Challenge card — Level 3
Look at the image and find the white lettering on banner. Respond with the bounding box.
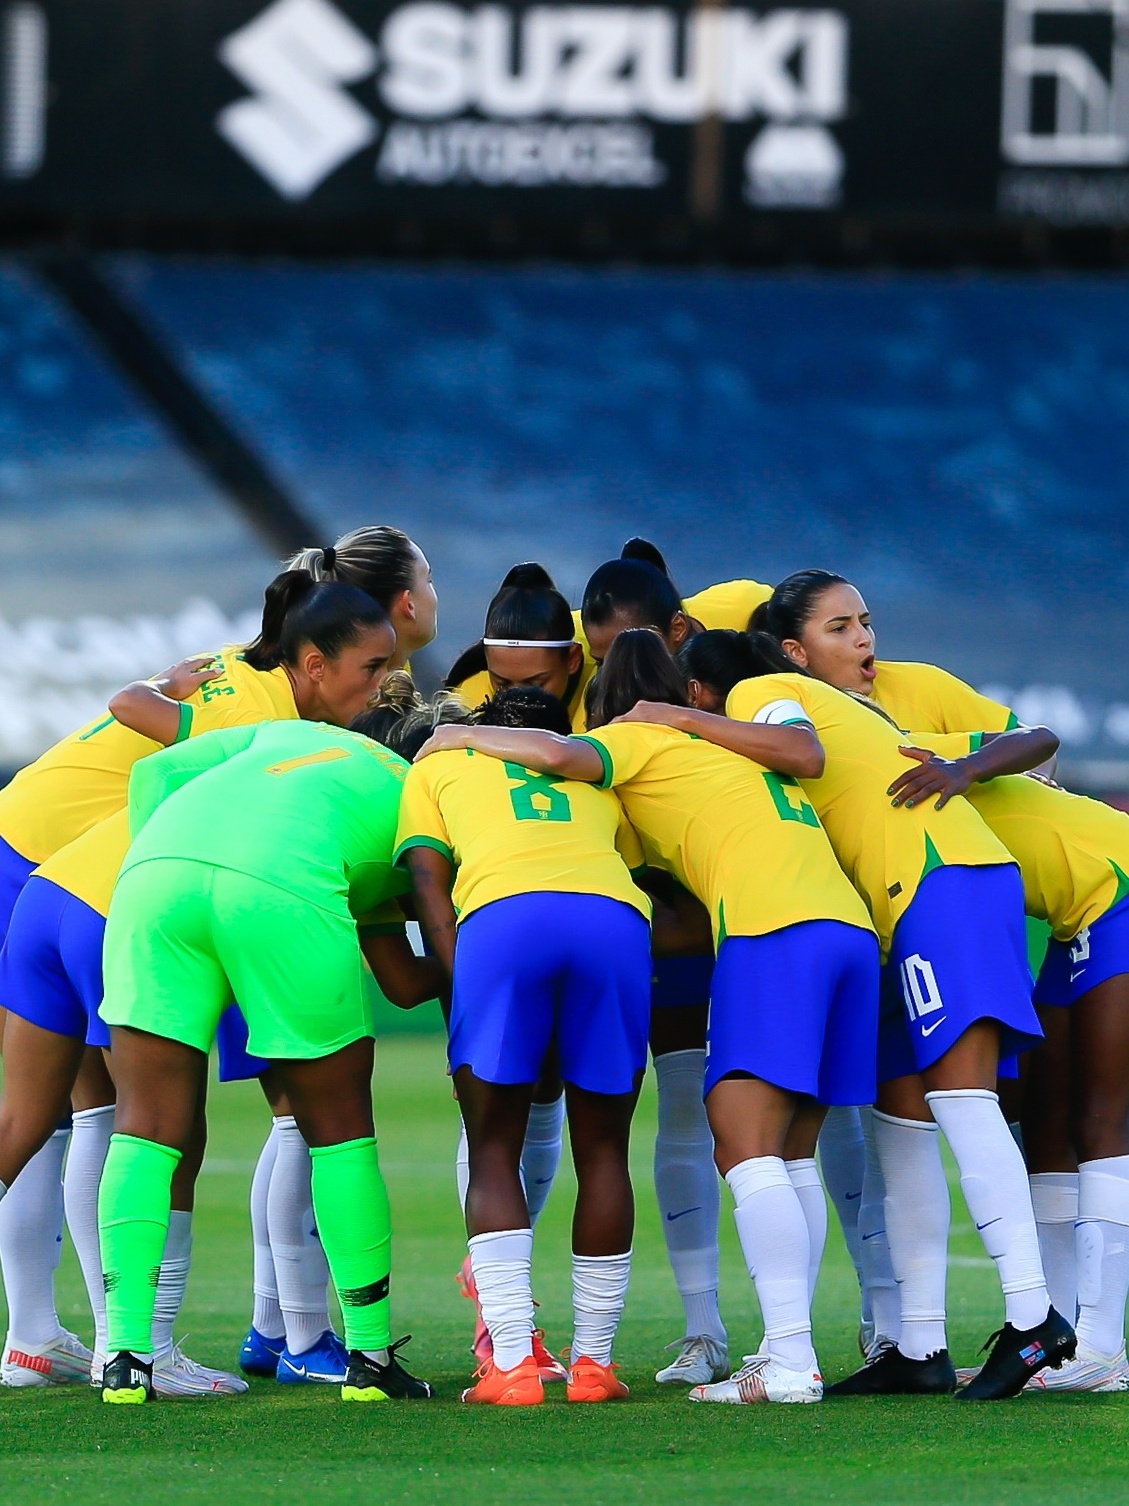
[217,0,380,198]
[1002,0,1129,166]
[376,117,664,182]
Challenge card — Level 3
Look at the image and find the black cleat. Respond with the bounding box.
[956,1307,1076,1401]
[341,1335,434,1402]
[825,1341,957,1396]
[101,1350,154,1405]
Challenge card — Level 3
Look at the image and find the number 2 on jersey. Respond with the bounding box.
[504,763,572,823]
[763,771,820,827]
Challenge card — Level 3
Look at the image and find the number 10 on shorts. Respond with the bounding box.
[900,953,945,1026]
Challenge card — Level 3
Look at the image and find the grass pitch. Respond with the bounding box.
[2,1033,1127,1505]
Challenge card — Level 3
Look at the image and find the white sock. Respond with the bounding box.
[1030,1171,1079,1324]
[152,1210,192,1359]
[572,1251,632,1366]
[522,1097,565,1226]
[1076,1155,1129,1357]
[818,1107,866,1304]
[726,1156,815,1371]
[455,1120,471,1215]
[873,1111,950,1359]
[858,1107,900,1344]
[653,1050,725,1344]
[786,1158,828,1303]
[249,1120,284,1340]
[926,1089,1050,1333]
[63,1104,115,1355]
[468,1228,534,1371]
[268,1116,332,1354]
[0,1128,68,1347]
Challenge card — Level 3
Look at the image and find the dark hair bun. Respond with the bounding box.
[501,562,556,591]
[748,601,770,633]
[620,538,670,576]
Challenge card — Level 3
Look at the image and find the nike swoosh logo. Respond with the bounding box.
[861,1231,884,1241]
[844,1191,861,1201]
[280,1361,308,1378]
[534,1177,553,1185]
[667,1207,702,1221]
[920,1018,946,1037]
[1070,971,1085,982]
[976,1218,1002,1232]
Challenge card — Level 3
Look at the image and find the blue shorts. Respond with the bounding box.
[215,1005,270,1082]
[879,864,1041,1083]
[705,921,880,1104]
[450,893,651,1096]
[651,954,714,1010]
[1035,895,1129,1007]
[1,876,108,1047]
[0,832,36,945]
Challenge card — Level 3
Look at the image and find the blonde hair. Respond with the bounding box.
[286,526,418,612]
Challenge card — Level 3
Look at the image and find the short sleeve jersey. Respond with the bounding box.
[33,808,132,919]
[871,661,1018,736]
[683,579,773,633]
[726,674,1014,952]
[393,749,649,923]
[451,666,592,734]
[121,720,410,923]
[908,732,1129,940]
[575,721,874,947]
[0,648,298,866]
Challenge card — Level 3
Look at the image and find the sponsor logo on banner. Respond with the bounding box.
[216,0,849,199]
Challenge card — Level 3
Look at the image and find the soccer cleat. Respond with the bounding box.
[531,1328,568,1383]
[567,1355,630,1402]
[824,1341,957,1397]
[461,1353,544,1406]
[689,1353,823,1405]
[1023,1346,1129,1394]
[655,1334,730,1386]
[341,1335,434,1402]
[3,1329,94,1387]
[858,1319,877,1358]
[956,1306,1076,1401]
[152,1344,248,1397]
[239,1326,285,1377]
[276,1330,349,1385]
[101,1351,153,1405]
[456,1255,492,1365]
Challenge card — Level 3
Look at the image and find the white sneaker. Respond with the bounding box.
[655,1335,729,1386]
[92,1344,249,1397]
[1024,1347,1129,1393]
[689,1353,823,1405]
[2,1330,94,1387]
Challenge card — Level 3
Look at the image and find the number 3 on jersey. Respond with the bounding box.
[504,763,572,823]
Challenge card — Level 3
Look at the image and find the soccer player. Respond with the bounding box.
[395,687,652,1406]
[627,629,1074,1399]
[96,711,441,1405]
[415,634,880,1405]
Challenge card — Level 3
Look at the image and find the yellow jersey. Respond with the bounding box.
[907,732,1129,940]
[393,749,649,923]
[683,579,773,633]
[33,808,131,918]
[871,661,1018,736]
[451,666,592,734]
[0,649,297,866]
[727,674,1014,952]
[576,721,874,948]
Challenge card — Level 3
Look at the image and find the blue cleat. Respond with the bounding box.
[276,1331,349,1385]
[239,1327,285,1378]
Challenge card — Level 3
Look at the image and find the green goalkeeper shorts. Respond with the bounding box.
[100,858,377,1060]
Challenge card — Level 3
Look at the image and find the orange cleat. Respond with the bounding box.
[456,1256,493,1365]
[567,1355,630,1403]
[532,1328,568,1383]
[461,1354,544,1406]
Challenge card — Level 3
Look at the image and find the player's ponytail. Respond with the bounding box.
[757,569,848,643]
[581,552,683,636]
[676,629,760,701]
[620,537,673,581]
[245,571,389,671]
[587,628,688,729]
[286,525,419,613]
[445,562,575,687]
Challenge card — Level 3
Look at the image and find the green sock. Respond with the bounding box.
[98,1133,182,1355]
[310,1137,392,1351]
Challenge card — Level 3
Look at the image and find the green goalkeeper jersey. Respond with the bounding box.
[122,719,411,921]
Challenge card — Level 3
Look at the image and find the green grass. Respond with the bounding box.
[2,1034,1127,1504]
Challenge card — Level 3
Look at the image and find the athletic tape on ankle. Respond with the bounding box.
[1079,1165,1129,1227]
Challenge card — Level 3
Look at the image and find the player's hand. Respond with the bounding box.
[154,655,223,701]
[414,725,472,761]
[612,701,684,728]
[889,746,973,810]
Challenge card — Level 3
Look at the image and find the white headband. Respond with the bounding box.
[482,638,576,649]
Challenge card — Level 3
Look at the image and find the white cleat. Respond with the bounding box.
[655,1335,729,1386]
[2,1330,94,1387]
[689,1353,823,1405]
[1024,1347,1129,1394]
[91,1343,249,1397]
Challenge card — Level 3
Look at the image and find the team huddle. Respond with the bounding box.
[0,524,1127,1408]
